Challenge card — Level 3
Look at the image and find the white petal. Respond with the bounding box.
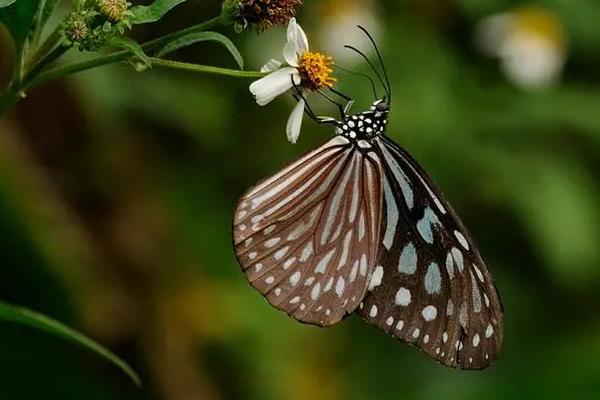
[260,59,283,73]
[286,98,305,144]
[283,18,309,67]
[249,68,300,106]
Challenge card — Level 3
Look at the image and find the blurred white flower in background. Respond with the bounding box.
[475,7,568,90]
[317,0,382,65]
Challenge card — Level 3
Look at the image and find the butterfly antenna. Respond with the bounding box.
[357,25,392,101]
[344,44,388,100]
[335,63,378,100]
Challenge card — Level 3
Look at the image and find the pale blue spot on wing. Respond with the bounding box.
[398,242,417,274]
[417,207,440,244]
[424,262,441,294]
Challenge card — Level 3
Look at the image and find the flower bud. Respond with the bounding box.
[98,0,129,22]
[236,0,303,31]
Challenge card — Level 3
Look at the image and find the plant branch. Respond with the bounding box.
[149,58,265,78]
[27,14,230,90]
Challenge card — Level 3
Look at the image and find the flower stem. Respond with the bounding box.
[149,58,266,78]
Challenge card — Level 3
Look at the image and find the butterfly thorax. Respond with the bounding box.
[335,100,390,144]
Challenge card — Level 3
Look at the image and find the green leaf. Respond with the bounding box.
[156,31,244,70]
[109,36,151,67]
[32,0,60,38]
[0,0,19,8]
[0,0,40,51]
[0,301,141,386]
[130,0,189,25]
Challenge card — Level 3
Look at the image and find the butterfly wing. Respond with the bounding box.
[233,136,384,326]
[357,135,503,369]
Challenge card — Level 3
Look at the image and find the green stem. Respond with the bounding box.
[149,58,266,78]
[27,14,229,90]
[27,24,64,71]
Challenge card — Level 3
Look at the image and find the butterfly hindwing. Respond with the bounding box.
[233,136,384,326]
[357,135,503,369]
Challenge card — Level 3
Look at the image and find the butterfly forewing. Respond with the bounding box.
[357,135,503,369]
[233,136,384,326]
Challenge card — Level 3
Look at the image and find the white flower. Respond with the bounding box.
[475,7,567,90]
[249,18,335,143]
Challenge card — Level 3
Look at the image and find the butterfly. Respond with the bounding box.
[232,29,503,370]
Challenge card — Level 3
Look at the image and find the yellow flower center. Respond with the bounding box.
[298,51,336,91]
[513,7,566,49]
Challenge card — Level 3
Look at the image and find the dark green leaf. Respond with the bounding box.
[156,31,244,69]
[0,0,19,8]
[0,0,40,51]
[0,301,141,386]
[33,0,60,37]
[110,36,151,67]
[130,0,188,25]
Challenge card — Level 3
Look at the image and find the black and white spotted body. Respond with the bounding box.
[336,99,390,144]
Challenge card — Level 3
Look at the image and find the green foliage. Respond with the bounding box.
[0,0,19,8]
[130,0,189,24]
[156,31,244,69]
[0,301,140,386]
[30,0,60,43]
[109,36,150,66]
[0,0,40,51]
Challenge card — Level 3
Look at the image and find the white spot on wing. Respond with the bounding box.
[369,305,378,317]
[395,287,411,306]
[382,176,399,250]
[451,247,464,272]
[359,254,367,276]
[338,231,353,269]
[398,242,417,274]
[315,249,336,274]
[416,207,440,244]
[473,333,480,347]
[485,323,494,338]
[445,252,454,279]
[358,212,366,241]
[324,277,334,292]
[311,283,321,300]
[424,262,441,294]
[335,277,346,297]
[422,305,438,321]
[290,271,301,286]
[283,257,296,270]
[396,320,404,331]
[265,238,280,248]
[300,242,314,262]
[470,271,482,313]
[349,260,359,282]
[274,246,289,260]
[454,230,469,250]
[368,266,384,291]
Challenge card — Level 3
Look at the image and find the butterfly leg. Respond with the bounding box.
[329,88,355,115]
[291,79,338,125]
[317,89,350,121]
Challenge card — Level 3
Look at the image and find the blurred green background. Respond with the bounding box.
[1,0,600,399]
